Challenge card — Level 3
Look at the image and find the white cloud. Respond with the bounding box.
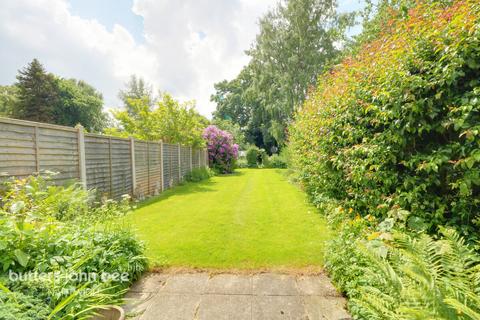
[0,0,277,117]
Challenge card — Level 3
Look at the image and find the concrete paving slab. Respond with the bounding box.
[296,275,341,297]
[139,294,201,320]
[303,296,351,320]
[161,273,209,294]
[123,272,351,320]
[129,273,168,293]
[252,295,306,320]
[123,291,156,319]
[198,294,252,320]
[252,273,298,296]
[205,274,252,295]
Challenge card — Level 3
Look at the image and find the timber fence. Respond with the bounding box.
[0,117,208,199]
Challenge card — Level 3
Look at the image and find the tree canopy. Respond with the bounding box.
[212,0,354,151]
[106,91,208,147]
[4,59,107,132]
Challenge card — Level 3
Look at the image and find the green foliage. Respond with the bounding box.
[325,207,480,319]
[0,175,147,319]
[54,78,107,132]
[0,85,17,116]
[246,146,261,168]
[0,290,51,320]
[266,154,288,169]
[106,93,208,147]
[212,0,355,150]
[290,0,480,241]
[13,59,58,123]
[235,157,248,169]
[1,174,130,222]
[212,119,247,150]
[10,59,107,131]
[118,75,154,114]
[184,167,213,182]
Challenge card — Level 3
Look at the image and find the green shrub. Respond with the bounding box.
[185,167,214,182]
[246,146,260,167]
[0,174,131,222]
[290,0,480,241]
[267,154,287,168]
[258,149,269,167]
[325,208,480,319]
[235,157,248,168]
[0,175,147,319]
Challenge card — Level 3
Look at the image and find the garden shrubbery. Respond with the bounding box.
[185,167,214,182]
[324,206,480,319]
[290,1,480,318]
[0,175,147,319]
[203,125,239,173]
[291,0,480,241]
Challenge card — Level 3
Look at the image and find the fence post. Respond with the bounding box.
[160,141,164,192]
[178,144,181,182]
[34,126,40,173]
[146,142,150,195]
[108,137,113,197]
[198,148,201,168]
[189,146,192,171]
[130,137,136,196]
[205,148,208,167]
[76,124,87,189]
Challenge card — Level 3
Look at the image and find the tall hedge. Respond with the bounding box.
[290,0,480,240]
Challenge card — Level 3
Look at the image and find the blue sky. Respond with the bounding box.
[68,0,145,43]
[0,0,367,117]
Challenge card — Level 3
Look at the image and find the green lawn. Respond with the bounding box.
[123,169,331,270]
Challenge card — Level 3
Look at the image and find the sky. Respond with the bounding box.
[0,0,365,118]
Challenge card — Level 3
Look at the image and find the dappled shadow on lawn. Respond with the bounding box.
[134,179,218,209]
[133,170,245,209]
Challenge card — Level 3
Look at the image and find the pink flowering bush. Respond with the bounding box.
[203,125,239,173]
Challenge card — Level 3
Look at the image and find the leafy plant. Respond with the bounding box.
[266,154,287,168]
[203,125,239,173]
[290,0,480,241]
[325,207,480,320]
[184,167,214,182]
[246,146,260,168]
[0,175,147,319]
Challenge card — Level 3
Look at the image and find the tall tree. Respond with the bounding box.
[212,0,355,150]
[54,79,107,132]
[118,75,154,115]
[106,93,208,147]
[14,59,58,123]
[8,59,107,131]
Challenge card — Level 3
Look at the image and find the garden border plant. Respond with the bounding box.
[290,0,480,319]
[0,174,147,319]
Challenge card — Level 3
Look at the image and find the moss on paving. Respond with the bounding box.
[124,169,331,269]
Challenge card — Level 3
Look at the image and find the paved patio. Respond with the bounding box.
[123,272,351,320]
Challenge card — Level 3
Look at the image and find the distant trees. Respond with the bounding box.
[212,0,355,151]
[106,78,208,146]
[0,85,18,116]
[3,59,107,132]
[14,59,58,123]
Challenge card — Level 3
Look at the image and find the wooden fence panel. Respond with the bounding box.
[85,135,111,196]
[38,127,79,184]
[134,140,149,198]
[192,148,200,169]
[0,121,37,179]
[110,138,132,199]
[162,143,178,190]
[148,142,162,195]
[180,146,190,179]
[0,117,209,199]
